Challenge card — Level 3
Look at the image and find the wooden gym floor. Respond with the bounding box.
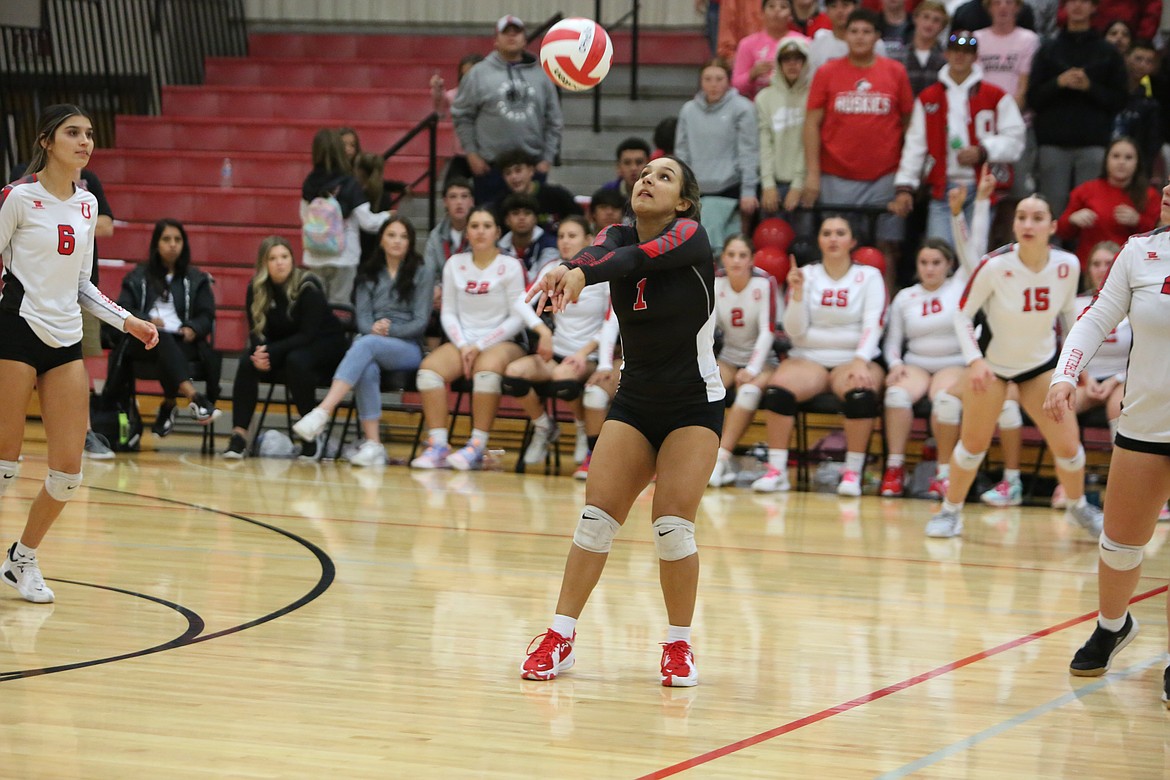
[1,425,1167,779]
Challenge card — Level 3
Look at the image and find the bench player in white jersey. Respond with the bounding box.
[0,105,158,603]
[411,207,527,471]
[573,308,622,480]
[1045,184,1170,705]
[926,194,1104,539]
[754,215,887,496]
[504,216,611,466]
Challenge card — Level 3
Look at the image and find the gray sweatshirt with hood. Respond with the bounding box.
[676,86,760,199]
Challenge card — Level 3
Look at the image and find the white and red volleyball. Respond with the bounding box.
[540,18,613,92]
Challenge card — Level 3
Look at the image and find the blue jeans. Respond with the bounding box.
[925,181,975,246]
[333,335,423,421]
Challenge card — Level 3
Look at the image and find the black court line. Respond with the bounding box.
[0,483,335,680]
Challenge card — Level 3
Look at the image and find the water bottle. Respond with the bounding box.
[220,157,233,188]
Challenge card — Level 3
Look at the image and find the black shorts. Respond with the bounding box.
[1114,434,1170,457]
[995,352,1058,384]
[0,310,82,375]
[606,392,723,451]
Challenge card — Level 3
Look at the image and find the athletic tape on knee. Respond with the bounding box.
[653,516,697,561]
[883,385,913,409]
[933,391,962,425]
[1055,445,1085,473]
[551,380,582,401]
[843,389,879,419]
[1099,531,1144,571]
[0,460,18,497]
[500,376,531,397]
[473,370,502,394]
[732,384,763,411]
[415,368,445,391]
[952,442,986,471]
[572,504,621,554]
[997,399,1022,430]
[44,469,82,502]
[761,386,798,416]
[583,384,610,410]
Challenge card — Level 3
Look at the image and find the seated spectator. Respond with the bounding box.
[223,237,349,460]
[1055,136,1159,269]
[588,187,627,232]
[752,215,887,496]
[732,0,808,101]
[292,218,434,467]
[1102,18,1132,53]
[1055,0,1162,42]
[651,116,678,159]
[411,207,527,471]
[756,37,811,218]
[1114,39,1161,178]
[423,177,474,346]
[676,58,759,252]
[1069,240,1128,437]
[492,148,583,229]
[574,312,621,479]
[600,136,651,201]
[103,218,220,436]
[808,0,888,73]
[707,235,781,488]
[498,193,560,275]
[902,1,949,97]
[504,216,610,466]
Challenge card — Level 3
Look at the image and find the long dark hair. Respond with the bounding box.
[311,127,351,175]
[1100,136,1149,212]
[358,217,422,302]
[27,104,93,174]
[147,219,191,296]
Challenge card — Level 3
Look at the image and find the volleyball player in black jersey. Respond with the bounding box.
[520,156,723,687]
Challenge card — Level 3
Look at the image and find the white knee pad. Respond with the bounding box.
[44,469,82,502]
[652,516,698,561]
[933,391,962,425]
[0,460,18,497]
[883,385,913,409]
[583,384,611,411]
[473,370,502,394]
[997,399,1022,430]
[1055,445,1086,472]
[1099,531,1144,572]
[732,384,763,412]
[415,369,446,392]
[952,442,986,471]
[572,505,622,554]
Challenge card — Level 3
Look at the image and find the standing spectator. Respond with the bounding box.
[975,0,1040,108]
[492,149,583,229]
[1055,0,1162,40]
[1027,0,1128,219]
[902,2,950,97]
[809,0,890,73]
[338,126,361,167]
[223,237,348,460]
[719,0,825,61]
[1114,39,1162,178]
[804,8,914,287]
[451,15,564,206]
[755,37,812,218]
[1055,136,1159,268]
[676,58,760,252]
[952,0,1038,31]
[791,0,833,37]
[600,137,651,201]
[1025,0,1060,37]
[732,0,808,100]
[892,30,1026,244]
[699,0,721,56]
[877,0,913,62]
[497,193,560,275]
[431,53,484,188]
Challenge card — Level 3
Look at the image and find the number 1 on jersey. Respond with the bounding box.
[633,277,648,311]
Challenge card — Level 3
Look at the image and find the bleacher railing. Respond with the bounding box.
[1,0,248,182]
[593,1,641,134]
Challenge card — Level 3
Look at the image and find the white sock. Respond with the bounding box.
[1004,468,1021,484]
[469,429,489,449]
[13,541,36,560]
[768,449,788,469]
[845,451,865,474]
[887,453,905,468]
[666,624,692,644]
[937,463,950,479]
[551,614,577,639]
[428,427,448,447]
[717,448,732,463]
[534,413,552,430]
[1073,495,1088,510]
[943,499,963,514]
[1098,613,1128,633]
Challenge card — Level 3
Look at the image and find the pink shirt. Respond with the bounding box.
[731,29,809,100]
[973,27,1039,100]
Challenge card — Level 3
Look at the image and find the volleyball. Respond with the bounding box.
[540,18,613,92]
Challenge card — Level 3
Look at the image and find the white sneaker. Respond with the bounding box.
[448,442,486,471]
[574,427,589,464]
[708,458,736,487]
[1,543,55,603]
[292,407,330,442]
[1066,500,1104,541]
[349,439,387,467]
[926,507,963,538]
[523,422,559,465]
[751,465,790,493]
[837,470,862,497]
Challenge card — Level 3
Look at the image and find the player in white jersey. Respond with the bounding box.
[411,207,527,471]
[573,309,622,480]
[926,194,1104,540]
[1044,183,1170,706]
[754,215,887,496]
[503,217,611,466]
[0,105,158,603]
[708,235,780,487]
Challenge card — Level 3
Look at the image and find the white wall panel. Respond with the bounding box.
[244,1,695,28]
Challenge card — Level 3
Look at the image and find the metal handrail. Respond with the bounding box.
[380,112,440,226]
[592,2,641,134]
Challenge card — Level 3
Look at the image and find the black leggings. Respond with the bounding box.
[109,332,199,398]
[231,334,348,429]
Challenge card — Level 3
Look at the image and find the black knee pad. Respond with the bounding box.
[843,388,879,419]
[551,380,582,401]
[500,376,532,397]
[761,387,798,416]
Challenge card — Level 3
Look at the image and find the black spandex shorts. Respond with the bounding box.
[996,352,1058,384]
[606,392,724,451]
[0,310,82,375]
[1115,434,1170,457]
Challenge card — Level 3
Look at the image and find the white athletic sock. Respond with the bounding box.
[942,499,963,514]
[1004,468,1021,484]
[887,453,905,468]
[13,541,36,560]
[1098,613,1128,633]
[768,449,788,469]
[717,448,732,463]
[845,451,865,474]
[936,463,951,479]
[428,427,448,447]
[1074,495,1088,510]
[533,413,552,430]
[551,614,577,639]
[666,624,692,644]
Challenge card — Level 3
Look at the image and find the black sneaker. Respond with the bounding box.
[298,433,324,462]
[1163,666,1170,709]
[1069,614,1139,677]
[222,433,247,460]
[189,393,221,425]
[152,400,177,437]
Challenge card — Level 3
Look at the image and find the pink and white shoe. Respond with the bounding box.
[837,470,862,497]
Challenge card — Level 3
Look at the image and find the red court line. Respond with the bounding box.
[638,584,1169,779]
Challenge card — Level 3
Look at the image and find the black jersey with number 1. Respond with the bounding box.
[564,218,724,405]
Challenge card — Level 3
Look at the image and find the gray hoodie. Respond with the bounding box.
[754,37,811,192]
[451,50,564,165]
[676,86,760,198]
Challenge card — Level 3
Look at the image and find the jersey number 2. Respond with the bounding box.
[57,225,75,255]
[633,278,648,311]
